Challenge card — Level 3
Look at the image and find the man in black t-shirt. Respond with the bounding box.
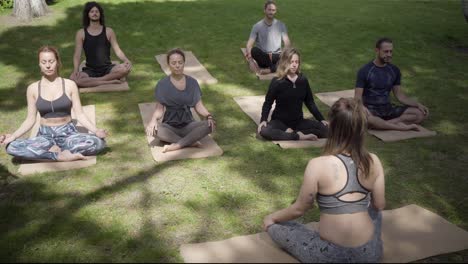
[355,38,429,131]
[70,1,131,88]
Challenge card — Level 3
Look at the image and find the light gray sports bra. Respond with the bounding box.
[317,154,371,214]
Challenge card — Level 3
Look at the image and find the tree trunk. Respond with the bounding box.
[463,0,468,23]
[13,0,32,22]
[30,0,49,18]
[13,0,49,22]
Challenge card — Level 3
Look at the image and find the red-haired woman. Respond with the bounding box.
[1,46,106,161]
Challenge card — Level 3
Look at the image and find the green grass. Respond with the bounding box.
[1,0,467,262]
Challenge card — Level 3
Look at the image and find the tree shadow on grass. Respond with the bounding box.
[0,163,18,186]
[1,0,467,262]
[0,162,181,262]
[0,0,268,112]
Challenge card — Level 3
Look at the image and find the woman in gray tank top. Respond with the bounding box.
[263,98,386,263]
[1,46,106,161]
[145,48,215,153]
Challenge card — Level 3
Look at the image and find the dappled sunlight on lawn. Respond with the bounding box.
[410,65,436,74]
[0,0,467,262]
[434,120,461,136]
[301,62,317,70]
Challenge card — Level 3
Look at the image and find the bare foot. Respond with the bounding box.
[399,123,420,131]
[297,132,318,141]
[162,145,170,153]
[406,124,421,131]
[285,128,294,133]
[48,145,61,153]
[191,141,202,148]
[0,135,5,144]
[57,150,86,161]
[162,143,182,153]
[248,58,260,74]
[110,79,122,84]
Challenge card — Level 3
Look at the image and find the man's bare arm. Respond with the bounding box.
[107,28,130,63]
[282,33,291,49]
[72,29,84,75]
[245,38,255,60]
[393,85,428,115]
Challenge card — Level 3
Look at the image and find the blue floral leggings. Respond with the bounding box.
[6,122,105,161]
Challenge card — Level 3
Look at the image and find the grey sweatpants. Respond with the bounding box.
[267,207,383,263]
[157,121,211,148]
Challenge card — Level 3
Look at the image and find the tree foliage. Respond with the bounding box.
[0,0,14,10]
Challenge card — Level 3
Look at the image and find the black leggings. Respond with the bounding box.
[251,47,280,72]
[260,119,328,141]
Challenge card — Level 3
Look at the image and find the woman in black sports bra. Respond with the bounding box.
[0,46,107,161]
[263,98,386,262]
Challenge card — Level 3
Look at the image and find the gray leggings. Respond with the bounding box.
[267,207,383,263]
[157,121,211,148]
[6,122,105,161]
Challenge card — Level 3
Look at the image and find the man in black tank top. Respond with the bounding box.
[70,1,132,88]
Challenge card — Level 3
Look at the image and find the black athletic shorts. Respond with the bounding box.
[366,104,408,120]
[82,64,116,78]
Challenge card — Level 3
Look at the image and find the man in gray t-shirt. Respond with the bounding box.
[245,0,290,74]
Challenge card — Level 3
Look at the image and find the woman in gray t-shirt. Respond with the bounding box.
[146,48,215,153]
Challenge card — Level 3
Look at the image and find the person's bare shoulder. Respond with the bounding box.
[106,27,115,35]
[369,152,383,179]
[26,81,40,94]
[74,29,85,42]
[307,155,336,173]
[369,152,382,166]
[26,81,39,98]
[76,28,85,37]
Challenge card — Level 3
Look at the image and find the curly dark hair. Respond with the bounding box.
[82,1,105,28]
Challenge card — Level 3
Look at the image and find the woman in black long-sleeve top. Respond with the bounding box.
[258,48,328,141]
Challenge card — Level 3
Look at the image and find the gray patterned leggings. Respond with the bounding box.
[6,122,105,161]
[267,207,383,263]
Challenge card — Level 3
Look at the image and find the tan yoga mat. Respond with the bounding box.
[138,102,223,162]
[155,51,218,85]
[315,90,437,142]
[315,89,355,107]
[180,204,468,263]
[241,48,276,81]
[17,105,97,175]
[78,61,130,93]
[233,95,326,148]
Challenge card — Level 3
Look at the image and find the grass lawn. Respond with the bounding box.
[0,0,467,262]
